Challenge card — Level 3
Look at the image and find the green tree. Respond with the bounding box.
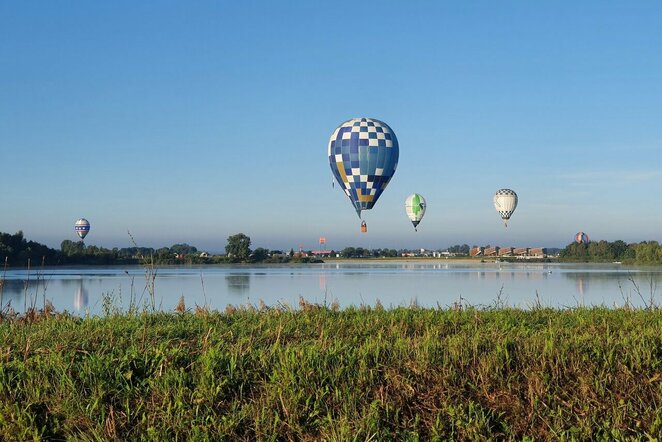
[588,240,613,260]
[610,240,628,260]
[635,241,662,264]
[61,239,85,256]
[171,243,198,255]
[341,247,356,258]
[249,247,269,263]
[226,233,251,262]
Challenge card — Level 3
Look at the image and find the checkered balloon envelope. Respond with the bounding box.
[328,118,399,218]
[493,189,518,227]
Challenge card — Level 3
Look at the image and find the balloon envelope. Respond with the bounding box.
[575,231,589,245]
[493,189,518,226]
[405,193,426,230]
[328,118,399,217]
[75,218,90,239]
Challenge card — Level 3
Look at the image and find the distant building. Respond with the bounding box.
[434,251,457,258]
[498,247,514,257]
[310,250,332,257]
[529,247,547,257]
[470,247,484,257]
[513,248,529,256]
[467,246,548,259]
[484,247,499,257]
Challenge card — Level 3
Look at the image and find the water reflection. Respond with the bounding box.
[74,282,89,310]
[1,263,661,314]
[471,270,550,281]
[575,275,589,296]
[225,274,250,295]
[319,273,326,291]
[1,279,25,309]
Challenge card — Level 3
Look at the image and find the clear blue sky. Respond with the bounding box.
[1,1,661,252]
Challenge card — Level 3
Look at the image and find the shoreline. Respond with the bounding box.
[3,257,647,270]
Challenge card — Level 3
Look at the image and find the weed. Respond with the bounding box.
[1,305,660,439]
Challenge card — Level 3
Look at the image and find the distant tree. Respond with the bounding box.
[249,247,269,263]
[447,244,470,255]
[341,247,356,258]
[635,241,662,264]
[61,239,85,256]
[558,239,657,264]
[0,243,12,258]
[0,231,59,266]
[609,240,628,259]
[226,233,251,262]
[118,247,155,258]
[588,240,613,260]
[621,244,637,261]
[155,247,172,257]
[171,243,198,255]
[559,242,589,260]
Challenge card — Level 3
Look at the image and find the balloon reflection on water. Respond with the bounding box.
[576,276,589,296]
[74,284,88,310]
[225,274,250,295]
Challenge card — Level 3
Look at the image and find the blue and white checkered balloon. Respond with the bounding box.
[328,118,399,218]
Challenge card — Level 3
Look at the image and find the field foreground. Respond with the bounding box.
[1,305,661,440]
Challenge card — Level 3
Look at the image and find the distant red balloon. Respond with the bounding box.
[575,232,589,245]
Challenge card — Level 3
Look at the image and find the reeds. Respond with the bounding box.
[1,303,661,440]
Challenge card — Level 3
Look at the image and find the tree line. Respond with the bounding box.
[559,240,662,264]
[0,231,59,267]
[4,230,662,266]
[0,231,322,267]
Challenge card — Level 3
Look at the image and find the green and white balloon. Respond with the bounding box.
[405,193,426,231]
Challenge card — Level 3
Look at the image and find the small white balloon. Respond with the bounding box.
[493,189,518,227]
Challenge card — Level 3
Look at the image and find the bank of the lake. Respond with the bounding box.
[1,306,661,440]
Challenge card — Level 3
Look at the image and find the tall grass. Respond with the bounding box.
[0,257,7,316]
[1,302,661,440]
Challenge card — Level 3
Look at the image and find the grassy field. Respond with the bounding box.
[1,302,661,441]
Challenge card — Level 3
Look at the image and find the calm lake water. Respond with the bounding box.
[2,261,661,315]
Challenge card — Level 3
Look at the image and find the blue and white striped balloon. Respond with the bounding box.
[74,218,90,239]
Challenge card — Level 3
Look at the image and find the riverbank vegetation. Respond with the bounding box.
[559,240,662,264]
[0,231,321,267]
[0,302,660,440]
[4,230,662,267]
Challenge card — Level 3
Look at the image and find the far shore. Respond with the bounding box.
[319,256,553,265]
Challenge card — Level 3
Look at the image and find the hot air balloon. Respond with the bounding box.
[74,218,90,240]
[405,193,426,231]
[575,231,589,245]
[328,118,399,232]
[493,189,518,227]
